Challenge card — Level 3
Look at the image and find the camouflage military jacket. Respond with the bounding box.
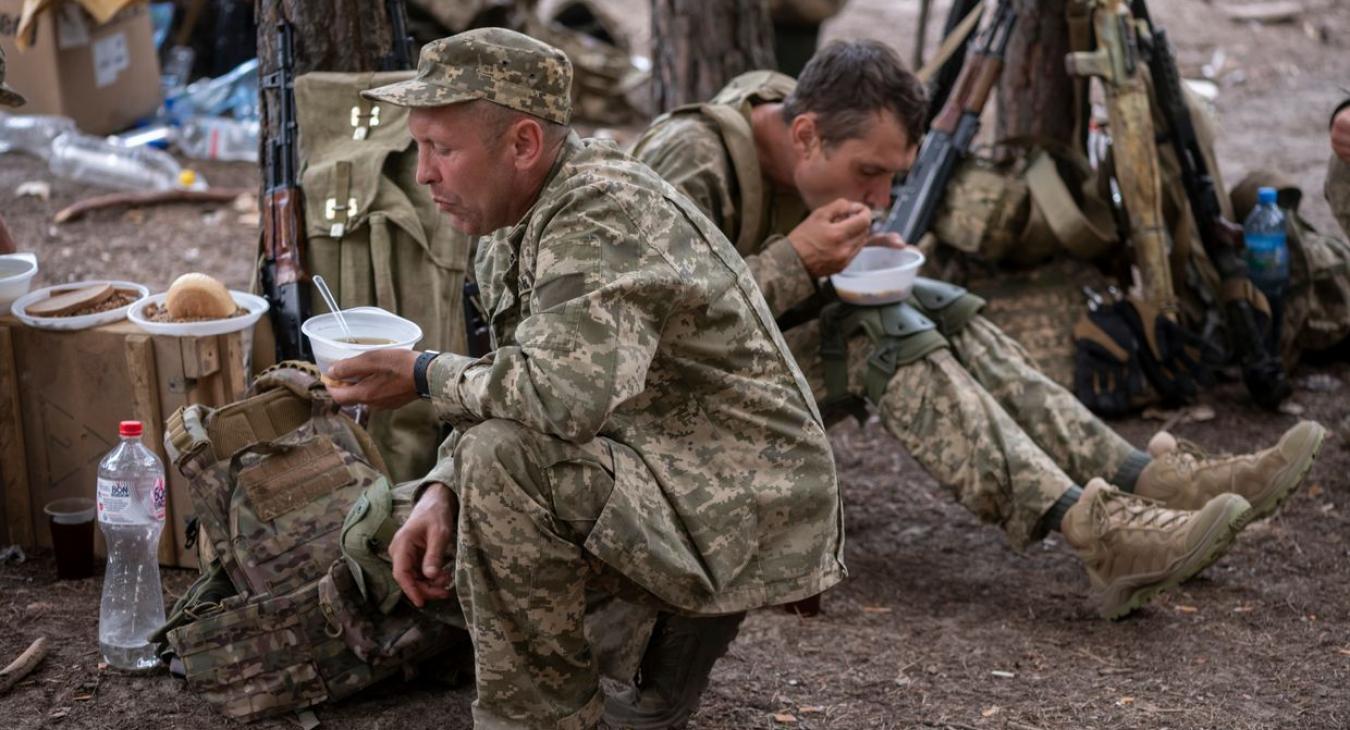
[424,133,845,614]
[632,71,816,318]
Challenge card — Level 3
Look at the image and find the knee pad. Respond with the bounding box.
[820,301,948,406]
[909,277,987,337]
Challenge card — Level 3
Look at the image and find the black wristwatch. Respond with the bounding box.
[412,351,439,399]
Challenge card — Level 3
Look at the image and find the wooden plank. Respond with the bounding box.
[0,323,33,547]
[124,334,177,566]
[181,335,220,380]
[150,334,195,568]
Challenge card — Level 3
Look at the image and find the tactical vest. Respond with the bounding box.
[293,71,472,483]
[152,363,461,722]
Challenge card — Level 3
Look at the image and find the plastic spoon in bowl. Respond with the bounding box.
[311,275,368,426]
[311,275,354,342]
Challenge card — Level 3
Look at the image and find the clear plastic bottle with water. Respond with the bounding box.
[96,420,167,671]
[0,113,76,158]
[48,131,184,191]
[1243,186,1290,348]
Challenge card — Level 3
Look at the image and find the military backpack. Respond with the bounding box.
[151,363,461,722]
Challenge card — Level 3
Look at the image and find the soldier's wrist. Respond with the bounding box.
[412,351,439,399]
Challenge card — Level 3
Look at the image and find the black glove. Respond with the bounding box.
[1117,296,1215,405]
[1073,305,1147,417]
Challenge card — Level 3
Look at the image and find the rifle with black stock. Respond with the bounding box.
[878,0,1016,246]
[260,20,311,362]
[381,0,414,71]
[1129,0,1290,409]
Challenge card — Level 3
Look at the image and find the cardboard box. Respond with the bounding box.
[0,0,162,135]
[0,317,252,568]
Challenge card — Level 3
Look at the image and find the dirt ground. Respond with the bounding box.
[3,1,1350,728]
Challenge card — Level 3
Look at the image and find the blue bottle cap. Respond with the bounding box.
[1258,186,1277,204]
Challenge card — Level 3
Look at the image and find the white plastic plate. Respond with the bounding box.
[11,280,149,331]
[127,291,269,337]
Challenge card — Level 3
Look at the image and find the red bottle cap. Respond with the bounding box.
[119,420,143,437]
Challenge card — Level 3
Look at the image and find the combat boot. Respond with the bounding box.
[1135,420,1325,523]
[603,612,745,729]
[1061,478,1251,620]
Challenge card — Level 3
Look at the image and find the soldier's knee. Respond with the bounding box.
[909,277,986,337]
[453,418,535,481]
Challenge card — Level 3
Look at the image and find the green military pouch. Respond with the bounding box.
[338,476,403,614]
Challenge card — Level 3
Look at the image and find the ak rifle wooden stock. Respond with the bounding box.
[260,20,311,362]
[879,0,1016,247]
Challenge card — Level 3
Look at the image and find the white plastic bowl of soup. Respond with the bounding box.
[302,307,423,376]
[830,248,925,305]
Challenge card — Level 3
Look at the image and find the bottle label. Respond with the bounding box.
[97,477,165,524]
[1244,232,1289,278]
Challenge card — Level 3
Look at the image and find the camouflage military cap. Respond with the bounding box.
[362,28,572,125]
[0,46,27,108]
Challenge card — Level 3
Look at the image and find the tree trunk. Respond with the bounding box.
[650,0,776,112]
[254,0,408,171]
[996,0,1074,143]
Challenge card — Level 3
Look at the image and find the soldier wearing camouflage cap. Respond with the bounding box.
[333,28,845,729]
[0,46,23,254]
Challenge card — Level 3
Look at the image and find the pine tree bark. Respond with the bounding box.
[995,0,1074,142]
[254,0,407,172]
[650,0,777,112]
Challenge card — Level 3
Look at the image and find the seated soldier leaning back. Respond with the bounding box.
[633,38,1327,620]
[325,28,845,730]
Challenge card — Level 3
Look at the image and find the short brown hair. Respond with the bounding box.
[782,40,928,149]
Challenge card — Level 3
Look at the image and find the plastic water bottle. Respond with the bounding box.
[176,116,259,162]
[49,131,184,191]
[1243,186,1290,348]
[96,420,167,671]
[0,113,77,159]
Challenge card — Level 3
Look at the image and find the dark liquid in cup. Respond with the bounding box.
[50,517,95,580]
[337,337,395,345]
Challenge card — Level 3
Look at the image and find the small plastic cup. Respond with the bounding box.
[301,307,423,377]
[44,497,96,580]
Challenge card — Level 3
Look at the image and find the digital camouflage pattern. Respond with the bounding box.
[0,45,25,107]
[415,132,844,727]
[634,72,1147,549]
[155,363,460,721]
[362,27,573,124]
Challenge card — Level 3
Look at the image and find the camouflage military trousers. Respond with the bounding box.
[785,313,1145,549]
[433,418,738,729]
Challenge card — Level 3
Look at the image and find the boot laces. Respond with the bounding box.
[1097,489,1188,534]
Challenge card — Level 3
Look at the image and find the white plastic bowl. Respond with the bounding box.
[829,248,926,306]
[127,291,269,337]
[0,253,39,311]
[301,307,422,375]
[12,279,149,331]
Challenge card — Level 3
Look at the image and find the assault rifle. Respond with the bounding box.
[878,0,1016,245]
[260,21,311,362]
[1130,0,1289,408]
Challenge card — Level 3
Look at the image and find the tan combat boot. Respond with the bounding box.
[1135,420,1325,524]
[1061,478,1251,620]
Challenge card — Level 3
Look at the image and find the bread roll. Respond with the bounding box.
[165,272,235,319]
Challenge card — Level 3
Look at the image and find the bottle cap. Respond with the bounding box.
[119,420,143,437]
[179,169,198,188]
[1258,186,1277,205]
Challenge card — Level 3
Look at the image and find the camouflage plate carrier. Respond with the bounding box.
[150,363,461,722]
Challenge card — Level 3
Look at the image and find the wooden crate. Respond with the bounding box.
[0,317,252,568]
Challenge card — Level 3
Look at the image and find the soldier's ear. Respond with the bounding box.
[790,112,821,160]
[506,116,547,170]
